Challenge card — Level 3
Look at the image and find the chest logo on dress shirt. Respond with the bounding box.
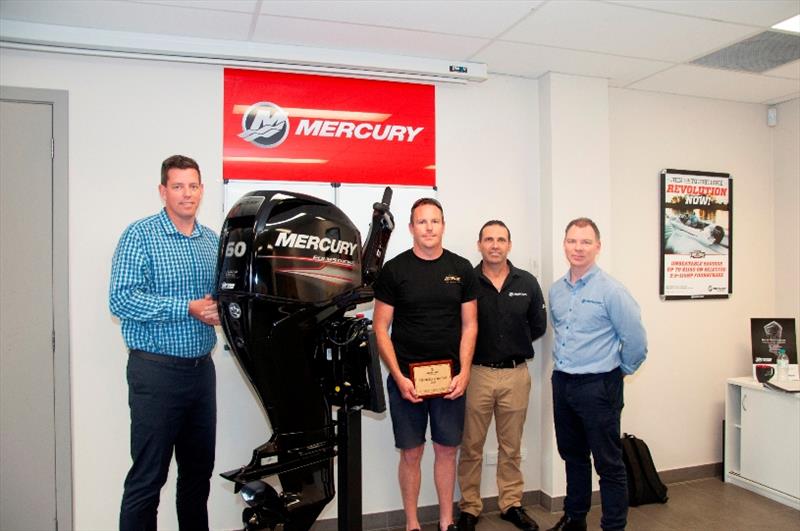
[582,298,602,305]
[443,275,462,284]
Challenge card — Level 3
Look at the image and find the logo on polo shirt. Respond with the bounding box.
[444,275,462,284]
[508,292,528,297]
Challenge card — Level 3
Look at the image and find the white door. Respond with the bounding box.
[0,100,57,531]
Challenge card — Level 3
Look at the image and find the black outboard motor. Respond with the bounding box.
[217,188,394,531]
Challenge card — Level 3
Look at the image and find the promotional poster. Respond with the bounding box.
[223,68,435,186]
[660,169,732,300]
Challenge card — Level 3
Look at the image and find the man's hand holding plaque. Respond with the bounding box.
[409,360,453,399]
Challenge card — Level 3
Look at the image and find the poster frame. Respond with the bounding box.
[659,168,733,300]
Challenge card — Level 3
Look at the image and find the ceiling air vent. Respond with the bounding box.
[690,31,800,73]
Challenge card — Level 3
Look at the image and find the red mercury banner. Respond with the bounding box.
[223,68,436,186]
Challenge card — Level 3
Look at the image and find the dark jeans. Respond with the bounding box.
[552,368,626,531]
[120,351,216,531]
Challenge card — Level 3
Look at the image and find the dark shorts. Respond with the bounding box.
[386,374,466,449]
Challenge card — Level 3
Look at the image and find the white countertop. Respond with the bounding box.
[728,376,800,398]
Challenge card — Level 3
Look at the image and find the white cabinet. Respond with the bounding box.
[725,377,800,509]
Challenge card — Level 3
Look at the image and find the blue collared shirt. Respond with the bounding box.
[109,209,219,358]
[549,266,647,375]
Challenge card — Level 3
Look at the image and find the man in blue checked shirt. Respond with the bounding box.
[547,218,647,531]
[110,154,220,531]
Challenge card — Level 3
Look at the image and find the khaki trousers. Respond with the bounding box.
[458,363,531,515]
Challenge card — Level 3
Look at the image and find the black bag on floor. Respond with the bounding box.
[621,433,669,506]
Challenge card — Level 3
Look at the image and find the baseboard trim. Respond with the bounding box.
[312,462,722,530]
[540,461,723,512]
[658,462,722,484]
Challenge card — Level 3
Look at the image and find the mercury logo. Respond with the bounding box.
[295,119,424,142]
[228,302,242,319]
[274,232,358,257]
[239,102,289,148]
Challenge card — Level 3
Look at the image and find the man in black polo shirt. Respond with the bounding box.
[457,220,547,531]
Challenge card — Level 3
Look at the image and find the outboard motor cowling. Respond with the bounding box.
[217,189,393,531]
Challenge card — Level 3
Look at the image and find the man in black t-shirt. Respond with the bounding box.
[373,198,478,531]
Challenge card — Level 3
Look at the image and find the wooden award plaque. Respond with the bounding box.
[408,359,453,398]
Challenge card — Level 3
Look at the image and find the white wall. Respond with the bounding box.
[438,75,543,504]
[609,89,778,470]
[772,98,800,320]
[538,72,613,498]
[0,48,540,530]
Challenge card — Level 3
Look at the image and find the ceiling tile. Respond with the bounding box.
[474,40,674,86]
[126,0,259,14]
[0,0,252,40]
[252,14,488,60]
[764,59,800,79]
[257,0,541,38]
[502,0,761,63]
[627,63,800,103]
[690,31,800,74]
[606,1,800,28]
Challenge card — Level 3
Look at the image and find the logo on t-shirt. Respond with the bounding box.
[443,275,462,284]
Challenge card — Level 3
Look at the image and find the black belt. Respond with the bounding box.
[475,357,527,369]
[130,349,211,367]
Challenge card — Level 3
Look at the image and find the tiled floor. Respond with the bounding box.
[383,478,800,531]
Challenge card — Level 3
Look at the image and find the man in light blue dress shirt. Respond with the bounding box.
[547,218,647,531]
[110,155,220,531]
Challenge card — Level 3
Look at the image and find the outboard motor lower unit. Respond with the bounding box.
[217,188,394,530]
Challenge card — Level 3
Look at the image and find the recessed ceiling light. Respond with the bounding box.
[772,15,800,34]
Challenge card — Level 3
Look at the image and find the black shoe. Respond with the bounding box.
[443,524,459,531]
[501,506,539,531]
[458,511,478,531]
[546,514,587,531]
